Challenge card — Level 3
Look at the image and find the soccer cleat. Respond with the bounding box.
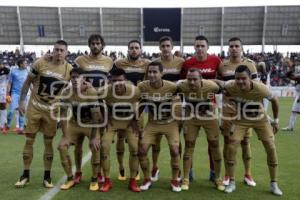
[224,180,236,193]
[100,178,113,192]
[270,182,283,196]
[89,178,99,192]
[209,170,216,182]
[189,169,194,182]
[60,178,75,190]
[215,179,225,191]
[1,127,8,134]
[181,178,189,191]
[128,178,141,192]
[170,180,181,192]
[223,176,230,186]
[135,172,140,181]
[118,169,127,181]
[244,175,256,187]
[150,168,160,182]
[140,178,152,191]
[74,172,82,184]
[15,176,29,188]
[43,178,54,188]
[281,127,293,132]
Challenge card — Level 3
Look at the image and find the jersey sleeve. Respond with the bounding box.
[29,58,42,78]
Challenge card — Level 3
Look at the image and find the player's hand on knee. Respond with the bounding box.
[58,137,70,149]
[90,138,100,151]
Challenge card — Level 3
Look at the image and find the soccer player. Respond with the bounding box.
[0,60,10,133]
[138,61,182,192]
[180,35,221,181]
[150,36,184,182]
[6,58,29,134]
[72,34,113,184]
[178,68,225,191]
[96,68,141,192]
[15,40,73,188]
[113,40,150,180]
[222,65,282,196]
[58,67,102,191]
[282,63,300,132]
[217,37,258,186]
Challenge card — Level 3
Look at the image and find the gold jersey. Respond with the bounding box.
[224,80,273,120]
[138,80,180,123]
[75,54,113,88]
[104,83,140,120]
[114,58,150,85]
[177,79,220,116]
[155,56,184,82]
[28,58,72,108]
[218,58,258,114]
[61,87,100,124]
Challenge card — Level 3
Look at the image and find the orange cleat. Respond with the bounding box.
[100,178,113,192]
[73,172,82,184]
[128,178,141,192]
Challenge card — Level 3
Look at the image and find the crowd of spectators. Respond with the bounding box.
[1,49,300,87]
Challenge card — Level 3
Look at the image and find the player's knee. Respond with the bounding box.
[170,146,179,157]
[208,140,219,148]
[185,140,195,148]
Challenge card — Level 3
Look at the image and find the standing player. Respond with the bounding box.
[113,40,150,180]
[178,68,225,191]
[0,60,10,133]
[6,58,29,134]
[150,36,184,182]
[97,68,141,192]
[222,65,282,196]
[217,37,258,186]
[138,61,182,192]
[15,40,73,188]
[180,35,221,181]
[73,34,113,183]
[282,64,300,131]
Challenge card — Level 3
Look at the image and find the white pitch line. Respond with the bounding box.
[38,151,92,200]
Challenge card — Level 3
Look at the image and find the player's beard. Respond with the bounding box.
[91,48,101,56]
[129,55,139,61]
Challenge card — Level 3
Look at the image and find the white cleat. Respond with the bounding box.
[244,175,256,187]
[281,127,294,132]
[150,169,160,182]
[171,180,181,192]
[140,179,152,191]
[270,182,283,196]
[224,180,236,193]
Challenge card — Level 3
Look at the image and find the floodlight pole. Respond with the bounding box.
[180,8,184,53]
[140,8,144,48]
[220,7,225,54]
[262,6,267,53]
[99,8,104,36]
[16,6,24,54]
[58,7,64,40]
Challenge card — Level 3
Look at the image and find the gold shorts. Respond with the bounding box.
[67,120,99,145]
[230,119,274,141]
[221,113,252,137]
[141,121,179,146]
[184,118,220,141]
[24,100,58,137]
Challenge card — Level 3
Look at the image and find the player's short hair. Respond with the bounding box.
[159,36,173,45]
[110,68,127,78]
[195,35,209,46]
[88,34,105,47]
[235,65,251,76]
[70,67,84,76]
[55,40,68,48]
[128,40,141,48]
[17,58,25,67]
[187,68,202,78]
[148,61,163,73]
[228,37,243,44]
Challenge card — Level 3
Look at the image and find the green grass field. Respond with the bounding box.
[0,97,299,200]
